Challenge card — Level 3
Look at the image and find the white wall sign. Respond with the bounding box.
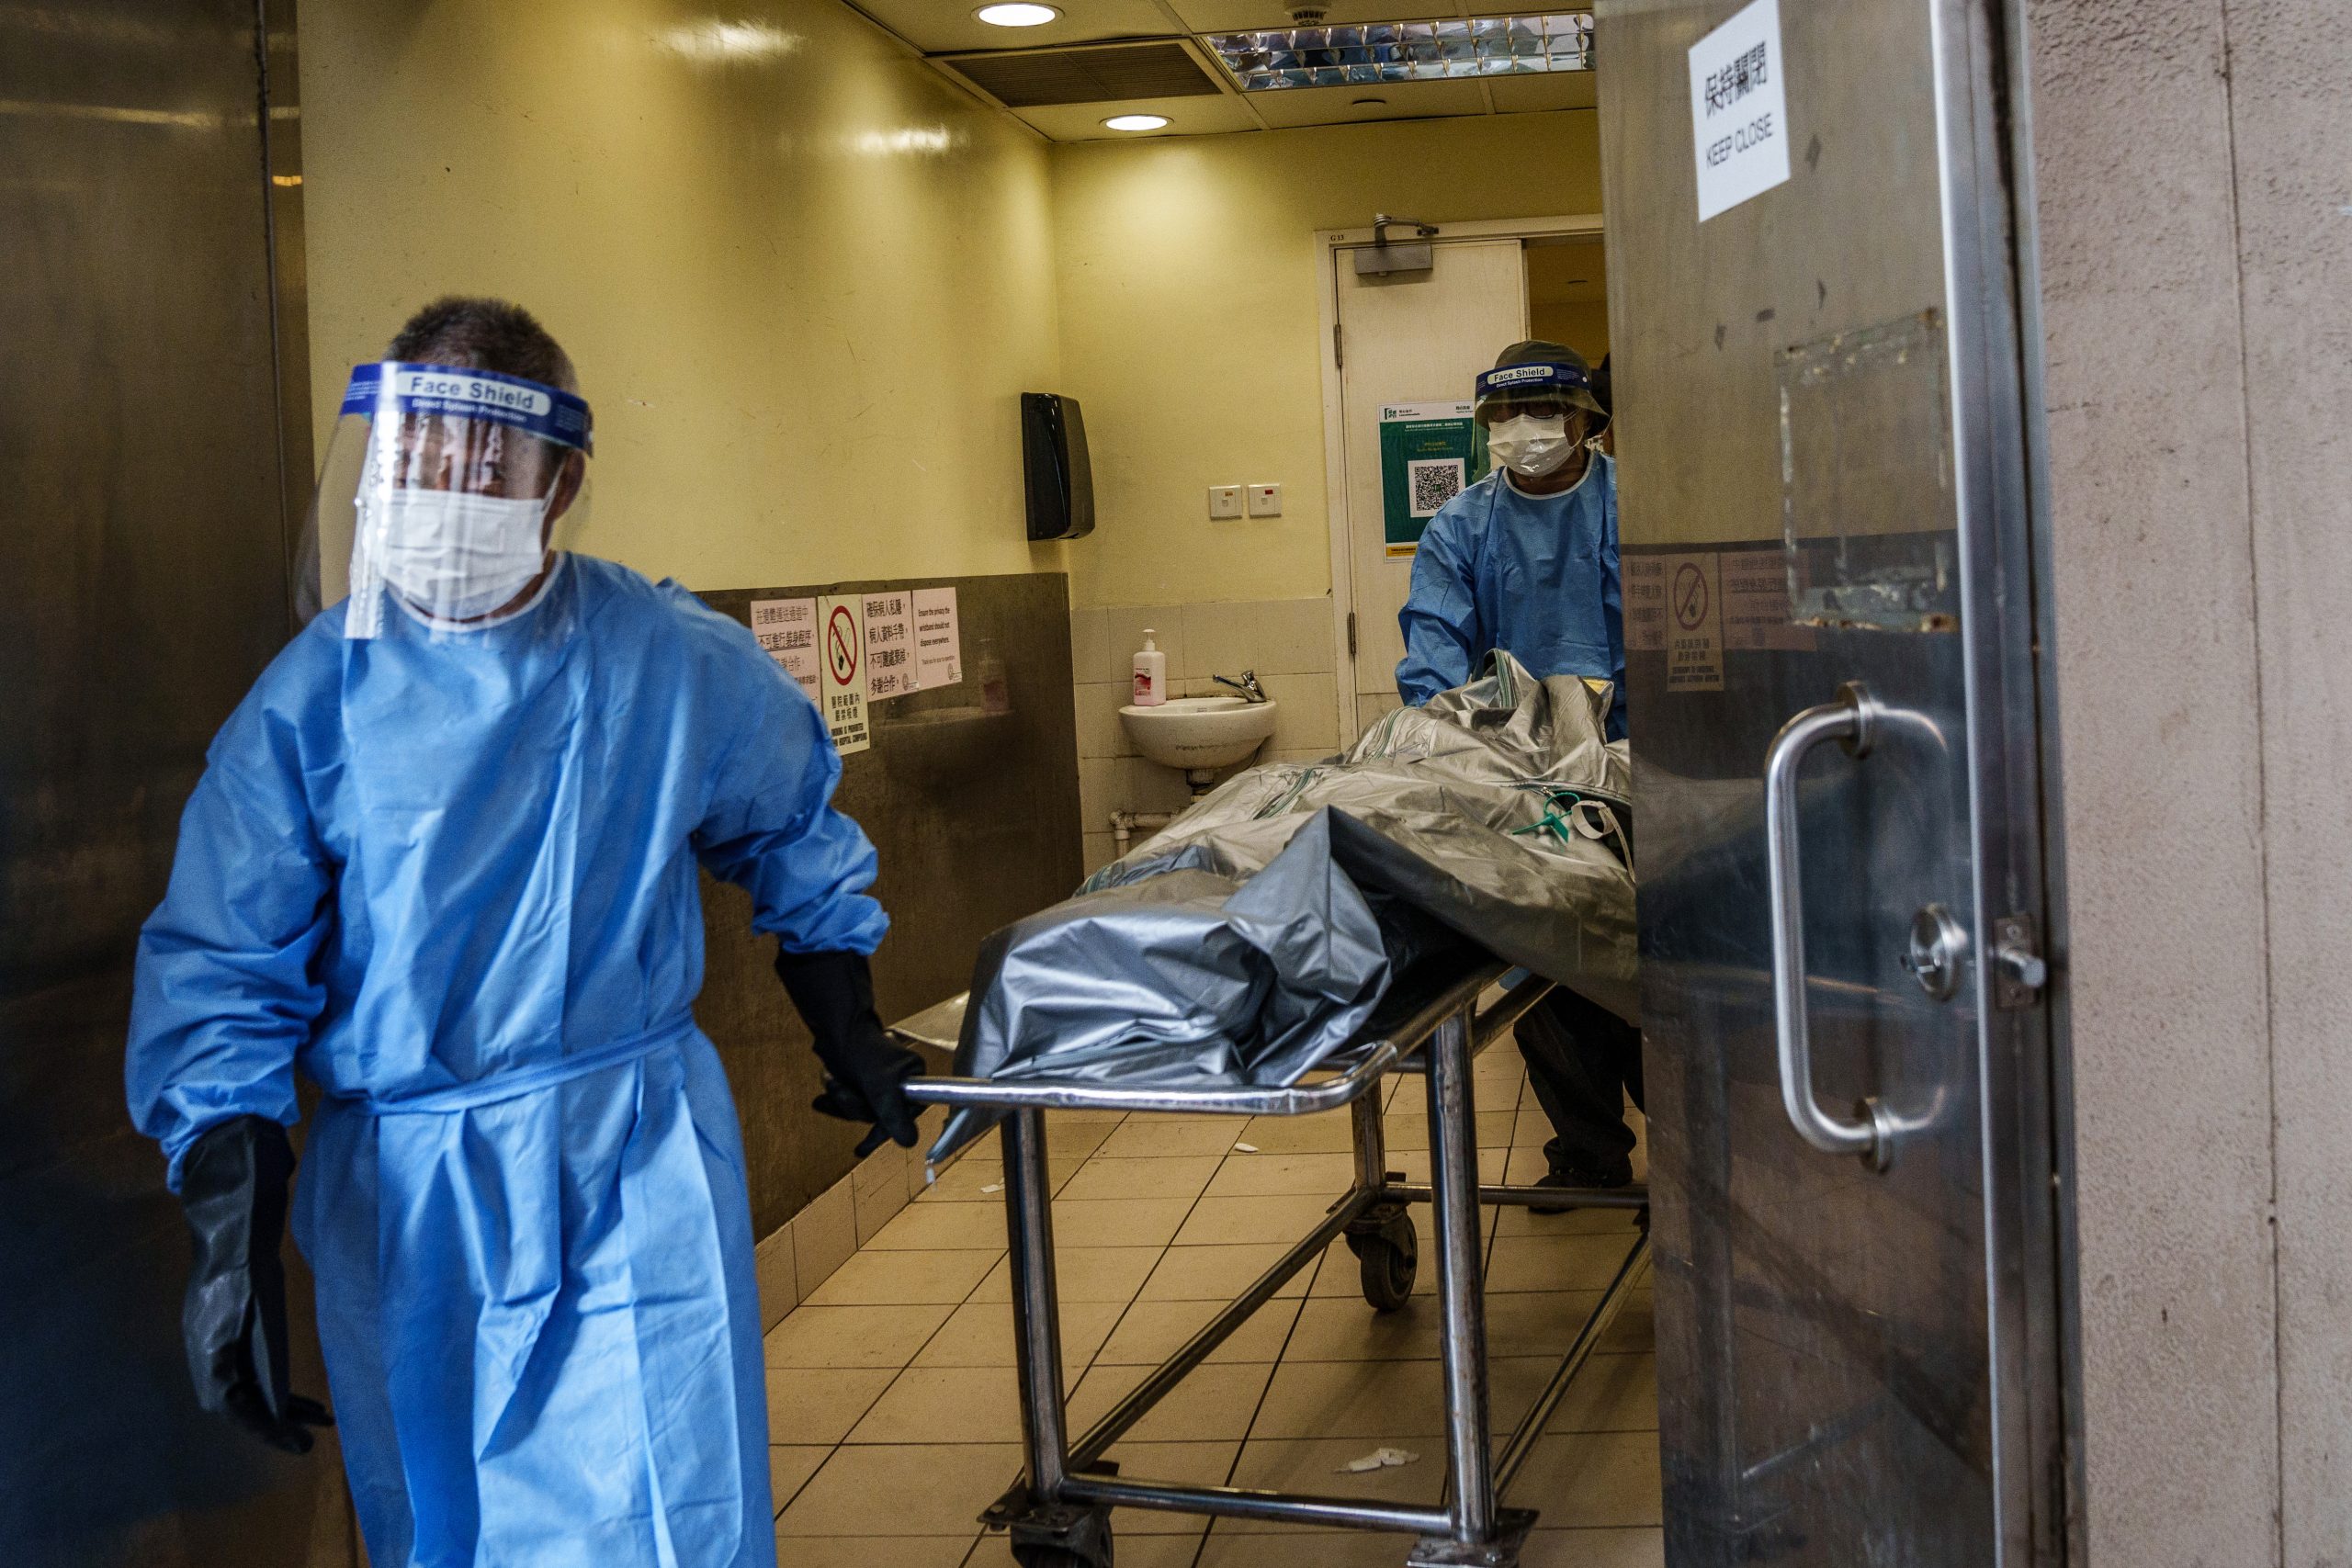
[1689,0,1791,222]
[862,589,917,701]
[816,593,870,754]
[749,597,820,701]
[910,587,963,690]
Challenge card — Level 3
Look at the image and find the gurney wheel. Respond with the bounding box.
[1348,1213,1418,1313]
[1008,1501,1114,1568]
[1012,1539,1109,1568]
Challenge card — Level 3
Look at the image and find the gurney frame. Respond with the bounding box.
[892,964,1651,1568]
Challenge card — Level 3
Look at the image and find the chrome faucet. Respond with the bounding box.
[1213,670,1269,704]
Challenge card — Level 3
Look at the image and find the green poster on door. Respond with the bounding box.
[1378,400,1486,557]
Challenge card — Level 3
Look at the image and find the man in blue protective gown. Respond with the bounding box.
[125,298,920,1567]
[1396,340,1645,1198]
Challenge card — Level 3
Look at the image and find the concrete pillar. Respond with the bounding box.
[2028,1,2352,1561]
[2224,6,2352,1562]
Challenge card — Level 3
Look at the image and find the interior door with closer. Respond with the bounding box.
[1333,237,1526,735]
[1600,0,2065,1564]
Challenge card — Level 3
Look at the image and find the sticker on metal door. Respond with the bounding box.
[1689,0,1792,221]
[1665,552,1724,692]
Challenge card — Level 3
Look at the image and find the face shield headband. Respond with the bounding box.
[336,361,594,639]
[1471,361,1604,426]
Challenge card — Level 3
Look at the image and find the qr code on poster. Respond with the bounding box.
[1407,457,1465,518]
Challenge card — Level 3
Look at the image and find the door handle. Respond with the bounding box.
[1765,682,1897,1170]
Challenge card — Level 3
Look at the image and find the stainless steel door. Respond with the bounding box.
[1600,0,2064,1563]
[0,3,343,1564]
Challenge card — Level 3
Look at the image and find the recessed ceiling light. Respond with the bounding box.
[1102,113,1170,131]
[1352,96,1388,105]
[976,3,1058,25]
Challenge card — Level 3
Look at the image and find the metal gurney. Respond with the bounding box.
[889,962,1651,1568]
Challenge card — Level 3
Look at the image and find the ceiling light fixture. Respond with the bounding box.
[1208,10,1592,92]
[1102,113,1170,131]
[976,3,1060,25]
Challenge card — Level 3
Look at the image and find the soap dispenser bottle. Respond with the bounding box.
[1132,628,1168,706]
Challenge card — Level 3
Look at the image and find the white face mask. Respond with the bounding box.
[371,488,551,622]
[1487,413,1578,479]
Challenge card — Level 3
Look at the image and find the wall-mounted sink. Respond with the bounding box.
[1120,695,1278,780]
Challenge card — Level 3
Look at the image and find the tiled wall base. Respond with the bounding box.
[1069,598,1341,876]
[755,1104,956,1329]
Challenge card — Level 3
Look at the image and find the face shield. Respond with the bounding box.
[1472,361,1604,479]
[311,362,594,638]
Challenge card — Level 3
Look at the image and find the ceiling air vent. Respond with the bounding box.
[944,41,1225,107]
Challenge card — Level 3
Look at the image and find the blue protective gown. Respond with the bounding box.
[125,553,885,1568]
[1396,453,1624,739]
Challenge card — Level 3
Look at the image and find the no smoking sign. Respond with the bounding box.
[826,604,861,685]
[814,593,871,755]
[1672,561,1712,631]
[1664,552,1724,694]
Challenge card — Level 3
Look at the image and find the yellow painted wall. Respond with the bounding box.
[1049,111,1602,607]
[298,0,1063,591]
[1532,299,1611,360]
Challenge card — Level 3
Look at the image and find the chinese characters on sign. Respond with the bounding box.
[863,591,916,701]
[1702,41,1768,116]
[1688,0,1791,222]
[752,585,965,754]
[864,587,964,701]
[1722,548,1816,652]
[1665,553,1724,693]
[1627,547,1812,682]
[750,597,820,701]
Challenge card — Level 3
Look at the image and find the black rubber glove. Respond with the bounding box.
[774,949,924,1157]
[178,1115,334,1455]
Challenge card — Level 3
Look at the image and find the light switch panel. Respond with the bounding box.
[1208,485,1243,520]
[1247,482,1282,517]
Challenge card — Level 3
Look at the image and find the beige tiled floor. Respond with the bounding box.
[768,1053,1660,1568]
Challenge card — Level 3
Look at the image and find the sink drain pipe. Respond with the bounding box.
[1109,810,1176,859]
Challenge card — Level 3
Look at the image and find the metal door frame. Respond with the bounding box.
[1928,0,2075,1558]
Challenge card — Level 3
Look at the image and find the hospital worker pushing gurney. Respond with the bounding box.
[1396,339,1645,1201]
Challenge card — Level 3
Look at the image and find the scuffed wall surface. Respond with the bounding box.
[300,0,1065,592]
[2225,3,2352,1561]
[2027,0,2282,1561]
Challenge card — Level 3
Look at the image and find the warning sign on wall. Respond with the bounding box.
[863,590,917,701]
[911,587,963,690]
[1664,552,1724,692]
[816,593,870,754]
[750,597,820,701]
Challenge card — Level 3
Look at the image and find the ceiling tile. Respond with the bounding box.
[1240,77,1489,128]
[856,0,1179,57]
[1015,93,1264,141]
[1486,71,1596,113]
